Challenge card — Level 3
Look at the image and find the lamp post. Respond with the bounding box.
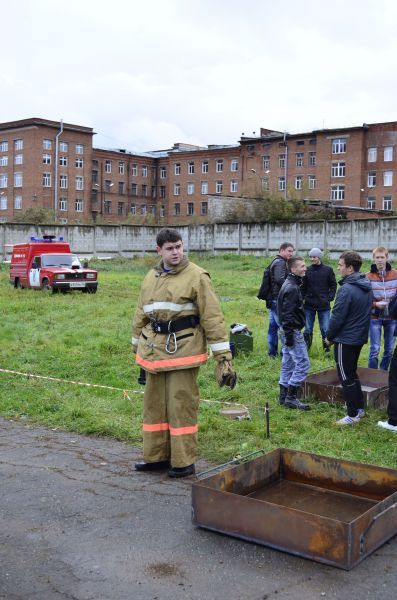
[250,168,270,194]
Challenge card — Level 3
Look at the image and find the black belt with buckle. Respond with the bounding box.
[150,315,200,334]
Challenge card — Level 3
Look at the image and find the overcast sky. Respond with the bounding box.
[2,0,396,152]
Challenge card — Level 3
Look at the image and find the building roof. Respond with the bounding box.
[0,117,94,135]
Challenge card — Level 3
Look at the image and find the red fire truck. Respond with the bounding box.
[10,235,98,293]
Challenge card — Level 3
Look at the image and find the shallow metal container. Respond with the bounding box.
[192,448,397,569]
[304,367,388,409]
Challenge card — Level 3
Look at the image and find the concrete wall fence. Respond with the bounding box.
[1,219,397,260]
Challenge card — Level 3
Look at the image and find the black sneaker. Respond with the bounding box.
[135,460,170,472]
[168,464,195,478]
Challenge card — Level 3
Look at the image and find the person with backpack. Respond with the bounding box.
[257,242,294,357]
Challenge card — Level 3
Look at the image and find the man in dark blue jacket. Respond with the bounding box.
[324,251,372,425]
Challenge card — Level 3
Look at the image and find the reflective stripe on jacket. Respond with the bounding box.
[132,256,231,373]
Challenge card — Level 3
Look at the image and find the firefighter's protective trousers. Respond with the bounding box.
[143,368,200,467]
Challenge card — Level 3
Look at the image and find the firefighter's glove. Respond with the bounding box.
[285,333,294,347]
[215,359,237,389]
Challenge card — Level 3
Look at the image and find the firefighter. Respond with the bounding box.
[132,228,236,478]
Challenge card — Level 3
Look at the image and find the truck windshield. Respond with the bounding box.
[41,254,81,268]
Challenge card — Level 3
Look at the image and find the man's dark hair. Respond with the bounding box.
[279,242,294,252]
[340,251,362,272]
[288,256,304,271]
[156,228,182,247]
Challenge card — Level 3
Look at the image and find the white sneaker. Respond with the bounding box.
[377,420,397,432]
[357,408,365,418]
[336,415,360,425]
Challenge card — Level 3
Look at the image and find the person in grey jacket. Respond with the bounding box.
[324,251,372,425]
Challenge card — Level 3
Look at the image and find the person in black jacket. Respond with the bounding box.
[267,242,295,357]
[324,251,372,425]
[277,256,310,410]
[301,248,337,352]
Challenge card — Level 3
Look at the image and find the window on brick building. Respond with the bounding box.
[263,177,269,191]
[309,151,316,166]
[60,156,67,166]
[160,205,165,218]
[119,181,125,194]
[14,195,22,210]
[43,139,52,150]
[14,139,23,150]
[331,161,346,177]
[174,183,181,196]
[15,154,23,165]
[368,171,376,187]
[0,140,9,152]
[188,161,195,175]
[105,160,112,173]
[262,155,270,170]
[43,154,51,165]
[75,199,83,212]
[75,158,83,168]
[279,154,286,168]
[230,179,238,193]
[384,146,393,162]
[202,160,209,173]
[60,175,68,189]
[59,198,67,211]
[174,163,181,175]
[141,205,147,215]
[0,195,7,210]
[131,163,138,176]
[309,175,316,189]
[104,200,111,214]
[231,159,238,172]
[59,141,68,152]
[216,159,223,173]
[149,204,156,215]
[187,202,194,215]
[367,197,376,209]
[296,153,304,167]
[174,203,180,216]
[142,165,148,177]
[384,171,393,186]
[43,173,51,187]
[368,147,377,162]
[76,176,84,191]
[159,186,166,198]
[383,195,392,211]
[201,181,208,194]
[187,182,194,195]
[14,172,22,187]
[331,185,345,201]
[216,180,223,193]
[0,174,8,187]
[131,183,138,196]
[0,156,8,166]
[92,171,98,184]
[76,144,84,154]
[118,202,124,215]
[160,166,167,178]
[278,176,285,191]
[130,204,136,215]
[105,180,113,192]
[295,176,303,190]
[332,138,347,154]
[201,202,208,215]
[142,184,148,196]
[118,161,125,175]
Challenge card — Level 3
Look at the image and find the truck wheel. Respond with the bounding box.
[42,278,53,292]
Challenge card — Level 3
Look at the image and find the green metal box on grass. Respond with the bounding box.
[229,330,253,354]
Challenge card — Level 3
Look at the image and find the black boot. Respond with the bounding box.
[279,384,288,405]
[284,385,310,410]
[304,333,312,350]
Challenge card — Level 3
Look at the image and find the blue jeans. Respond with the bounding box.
[267,300,280,357]
[304,307,330,340]
[279,330,310,387]
[368,319,396,370]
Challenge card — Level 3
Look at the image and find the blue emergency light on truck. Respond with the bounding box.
[9,236,98,293]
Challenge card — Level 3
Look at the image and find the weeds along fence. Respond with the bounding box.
[2,218,397,260]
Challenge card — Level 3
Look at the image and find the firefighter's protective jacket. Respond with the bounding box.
[132,257,231,373]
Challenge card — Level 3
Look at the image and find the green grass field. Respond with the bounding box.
[1,253,396,469]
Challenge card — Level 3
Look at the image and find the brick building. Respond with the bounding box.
[0,117,396,224]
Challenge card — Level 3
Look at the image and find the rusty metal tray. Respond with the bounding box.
[304,367,388,409]
[192,448,397,569]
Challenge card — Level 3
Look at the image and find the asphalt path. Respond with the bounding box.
[0,417,396,600]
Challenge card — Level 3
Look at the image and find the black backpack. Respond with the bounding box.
[257,259,278,308]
